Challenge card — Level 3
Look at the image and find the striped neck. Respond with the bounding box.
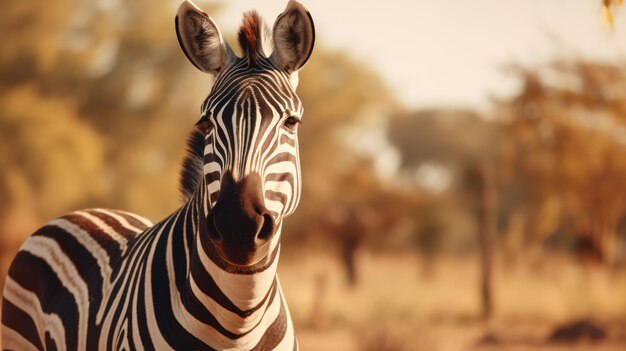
[174,178,283,348]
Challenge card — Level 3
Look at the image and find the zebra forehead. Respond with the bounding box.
[204,78,301,119]
[214,94,292,124]
[214,67,294,94]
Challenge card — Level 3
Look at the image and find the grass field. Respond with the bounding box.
[1,248,624,350]
[278,250,626,351]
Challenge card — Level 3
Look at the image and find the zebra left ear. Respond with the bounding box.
[271,1,315,77]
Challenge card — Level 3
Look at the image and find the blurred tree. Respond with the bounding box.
[602,0,624,30]
[0,0,221,225]
[0,86,104,218]
[321,158,413,286]
[0,84,106,289]
[0,0,223,291]
[0,0,73,86]
[412,204,445,277]
[389,108,503,318]
[500,61,626,264]
[466,161,497,320]
[388,109,501,244]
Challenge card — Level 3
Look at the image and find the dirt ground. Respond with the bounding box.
[296,319,626,351]
[278,251,626,351]
[0,249,624,350]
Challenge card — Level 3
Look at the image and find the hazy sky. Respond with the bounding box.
[215,0,626,110]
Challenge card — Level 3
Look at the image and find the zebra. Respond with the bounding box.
[1,0,314,349]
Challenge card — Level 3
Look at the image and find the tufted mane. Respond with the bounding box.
[237,11,270,62]
[179,126,205,201]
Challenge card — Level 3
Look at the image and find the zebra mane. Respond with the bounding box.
[179,126,205,201]
[237,11,272,62]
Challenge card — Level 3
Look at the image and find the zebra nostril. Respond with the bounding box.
[256,214,275,241]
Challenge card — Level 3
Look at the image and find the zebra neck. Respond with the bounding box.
[176,187,284,343]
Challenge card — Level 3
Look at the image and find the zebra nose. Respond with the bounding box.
[210,171,276,265]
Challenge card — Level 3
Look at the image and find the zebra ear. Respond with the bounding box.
[271,1,315,74]
[175,0,235,75]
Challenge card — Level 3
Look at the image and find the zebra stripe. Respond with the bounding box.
[201,58,304,219]
[2,1,313,349]
[1,205,294,349]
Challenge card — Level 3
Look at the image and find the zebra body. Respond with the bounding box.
[2,1,314,349]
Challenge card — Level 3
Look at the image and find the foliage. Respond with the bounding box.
[389,108,499,168]
[499,61,626,262]
[602,0,624,30]
[0,86,104,219]
[0,0,219,223]
[386,109,500,253]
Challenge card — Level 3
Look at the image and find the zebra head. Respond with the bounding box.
[176,1,314,266]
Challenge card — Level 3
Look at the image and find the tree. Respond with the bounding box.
[389,109,502,317]
[321,158,413,286]
[0,0,222,222]
[500,61,626,263]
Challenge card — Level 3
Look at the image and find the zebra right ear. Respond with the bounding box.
[271,1,315,74]
[175,0,235,75]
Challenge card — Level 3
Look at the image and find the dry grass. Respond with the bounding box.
[278,250,626,351]
[1,248,624,350]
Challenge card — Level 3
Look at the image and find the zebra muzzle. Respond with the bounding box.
[207,171,276,265]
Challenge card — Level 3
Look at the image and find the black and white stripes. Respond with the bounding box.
[3,204,294,349]
[2,1,314,349]
[199,56,304,218]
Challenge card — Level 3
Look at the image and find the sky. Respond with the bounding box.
[215,0,626,110]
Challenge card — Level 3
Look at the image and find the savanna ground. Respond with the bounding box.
[279,251,626,351]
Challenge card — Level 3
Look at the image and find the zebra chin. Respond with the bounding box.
[204,171,278,266]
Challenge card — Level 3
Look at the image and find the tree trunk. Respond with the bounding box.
[478,161,497,320]
[341,237,359,287]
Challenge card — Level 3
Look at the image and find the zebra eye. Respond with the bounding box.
[283,116,300,131]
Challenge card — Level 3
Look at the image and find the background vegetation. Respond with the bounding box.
[1,0,626,350]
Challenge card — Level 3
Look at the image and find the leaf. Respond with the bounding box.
[602,0,624,31]
[602,4,615,31]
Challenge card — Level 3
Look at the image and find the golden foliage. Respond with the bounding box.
[0,86,104,218]
[601,0,624,30]
[501,61,626,262]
